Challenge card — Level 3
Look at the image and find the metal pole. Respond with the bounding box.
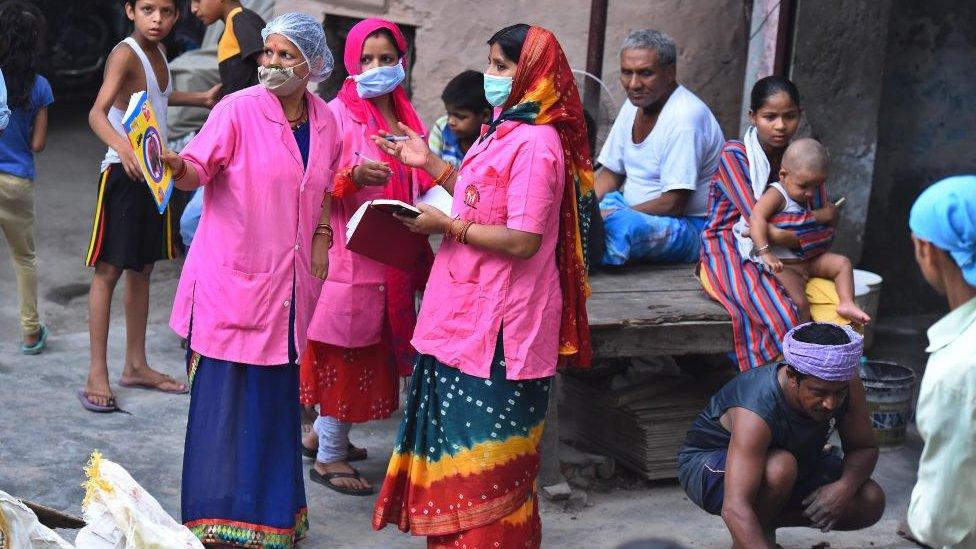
[772,0,796,76]
[584,0,609,117]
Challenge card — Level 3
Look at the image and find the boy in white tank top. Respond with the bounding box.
[80,0,220,412]
[745,138,871,326]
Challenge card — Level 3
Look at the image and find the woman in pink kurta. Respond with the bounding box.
[369,24,593,548]
[162,14,341,547]
[299,18,433,497]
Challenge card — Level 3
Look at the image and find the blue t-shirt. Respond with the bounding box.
[0,75,54,180]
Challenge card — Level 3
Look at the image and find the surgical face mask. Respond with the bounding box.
[354,62,405,99]
[483,73,513,107]
[258,61,308,96]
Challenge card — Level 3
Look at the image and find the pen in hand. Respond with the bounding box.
[354,151,382,164]
[384,134,425,142]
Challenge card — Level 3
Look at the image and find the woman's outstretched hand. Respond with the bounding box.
[371,122,430,169]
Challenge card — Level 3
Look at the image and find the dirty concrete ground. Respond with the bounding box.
[0,98,932,547]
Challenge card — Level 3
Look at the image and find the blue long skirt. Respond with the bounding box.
[181,353,307,547]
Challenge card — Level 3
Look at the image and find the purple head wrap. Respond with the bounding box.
[782,322,863,382]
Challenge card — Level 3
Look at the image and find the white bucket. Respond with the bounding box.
[853,269,883,349]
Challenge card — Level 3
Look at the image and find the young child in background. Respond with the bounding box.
[0,2,53,354]
[747,138,871,325]
[80,0,220,412]
[427,69,491,168]
[181,0,266,249]
[190,0,266,95]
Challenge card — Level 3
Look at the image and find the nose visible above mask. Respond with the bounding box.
[258,61,308,96]
[483,73,513,107]
[354,62,406,99]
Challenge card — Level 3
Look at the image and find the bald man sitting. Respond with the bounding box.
[740,138,870,324]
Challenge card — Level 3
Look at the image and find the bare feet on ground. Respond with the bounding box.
[119,364,187,392]
[315,460,371,492]
[836,302,871,324]
[84,372,115,407]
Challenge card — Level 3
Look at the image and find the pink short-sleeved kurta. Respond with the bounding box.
[169,86,342,365]
[305,98,408,348]
[411,120,565,380]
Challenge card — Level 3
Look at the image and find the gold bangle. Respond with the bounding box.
[448,217,462,242]
[433,162,454,187]
[458,220,474,244]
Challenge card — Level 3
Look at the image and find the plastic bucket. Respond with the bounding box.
[859,360,916,449]
[853,269,883,349]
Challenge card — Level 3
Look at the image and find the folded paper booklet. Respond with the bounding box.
[121,91,172,214]
[346,199,424,268]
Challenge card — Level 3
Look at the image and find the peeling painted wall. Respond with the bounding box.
[789,0,892,264]
[274,0,748,137]
[860,0,976,316]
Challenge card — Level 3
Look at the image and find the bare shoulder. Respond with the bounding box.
[755,186,786,212]
[104,41,138,74]
[102,41,146,104]
[724,406,772,440]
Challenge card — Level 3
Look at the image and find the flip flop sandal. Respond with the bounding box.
[21,325,49,355]
[309,467,373,496]
[302,442,368,461]
[119,374,189,394]
[76,388,120,413]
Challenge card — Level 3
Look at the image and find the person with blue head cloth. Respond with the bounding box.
[902,175,976,548]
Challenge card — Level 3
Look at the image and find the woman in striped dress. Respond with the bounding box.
[699,76,842,370]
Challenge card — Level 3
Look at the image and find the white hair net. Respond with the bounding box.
[261,12,335,83]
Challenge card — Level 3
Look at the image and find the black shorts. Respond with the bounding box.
[85,164,175,270]
[681,448,844,516]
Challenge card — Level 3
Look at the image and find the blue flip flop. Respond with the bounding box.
[21,324,48,355]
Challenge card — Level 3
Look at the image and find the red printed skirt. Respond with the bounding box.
[298,335,399,424]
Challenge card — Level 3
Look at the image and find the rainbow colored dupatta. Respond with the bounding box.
[485,26,594,368]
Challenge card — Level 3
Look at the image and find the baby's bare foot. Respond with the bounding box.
[837,302,871,325]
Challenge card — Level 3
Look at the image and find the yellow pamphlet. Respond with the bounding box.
[122,91,172,213]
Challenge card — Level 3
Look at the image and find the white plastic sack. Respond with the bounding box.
[76,452,203,549]
[0,490,74,548]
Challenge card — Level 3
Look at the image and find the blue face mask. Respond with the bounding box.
[354,62,406,99]
[483,73,513,107]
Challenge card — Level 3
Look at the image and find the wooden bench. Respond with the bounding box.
[588,264,733,358]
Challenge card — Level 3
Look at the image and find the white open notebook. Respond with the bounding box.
[346,199,420,240]
[345,189,454,240]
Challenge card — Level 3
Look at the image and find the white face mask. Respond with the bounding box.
[258,61,308,96]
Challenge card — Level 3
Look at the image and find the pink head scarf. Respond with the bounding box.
[342,18,411,76]
[336,19,431,201]
[335,19,433,376]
